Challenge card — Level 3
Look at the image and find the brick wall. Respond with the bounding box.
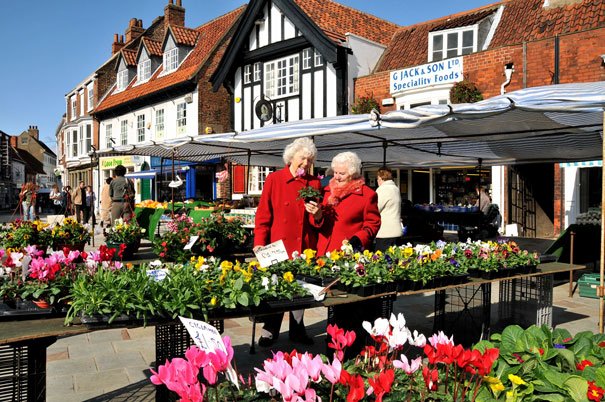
[354,71,395,113]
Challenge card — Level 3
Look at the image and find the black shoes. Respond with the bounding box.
[258,336,276,347]
[289,332,314,345]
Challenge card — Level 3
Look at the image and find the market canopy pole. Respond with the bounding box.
[600,110,604,334]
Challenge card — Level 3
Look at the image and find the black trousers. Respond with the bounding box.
[375,236,400,251]
[261,311,306,339]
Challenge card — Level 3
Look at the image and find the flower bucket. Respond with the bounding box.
[53,243,86,253]
[106,239,141,260]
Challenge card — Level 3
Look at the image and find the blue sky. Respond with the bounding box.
[0,0,496,149]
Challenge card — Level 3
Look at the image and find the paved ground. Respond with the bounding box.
[2,213,599,401]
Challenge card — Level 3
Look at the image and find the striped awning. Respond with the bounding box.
[560,160,603,168]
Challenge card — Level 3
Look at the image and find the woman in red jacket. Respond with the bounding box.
[308,151,381,255]
[253,137,322,347]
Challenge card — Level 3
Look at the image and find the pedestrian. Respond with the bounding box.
[375,168,402,251]
[19,182,36,221]
[253,137,322,347]
[308,151,381,255]
[49,184,63,214]
[62,186,72,217]
[84,185,96,224]
[110,165,135,223]
[71,181,86,223]
[475,186,491,215]
[100,177,113,228]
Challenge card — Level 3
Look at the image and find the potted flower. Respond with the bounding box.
[297,185,322,203]
[0,220,52,252]
[153,214,199,263]
[50,217,91,252]
[193,212,248,258]
[105,218,146,260]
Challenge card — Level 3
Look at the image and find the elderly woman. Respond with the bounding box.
[308,151,381,255]
[253,137,322,347]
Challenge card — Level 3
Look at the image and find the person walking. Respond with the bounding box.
[62,186,72,217]
[49,184,63,215]
[375,168,402,251]
[19,182,37,221]
[253,137,322,347]
[71,181,86,223]
[110,165,135,223]
[100,177,113,228]
[84,185,96,224]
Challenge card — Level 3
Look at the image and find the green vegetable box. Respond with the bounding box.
[578,273,601,299]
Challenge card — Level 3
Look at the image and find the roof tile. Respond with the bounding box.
[142,37,163,57]
[170,25,199,46]
[121,49,138,66]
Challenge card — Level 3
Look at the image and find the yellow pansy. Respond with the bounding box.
[363,250,373,258]
[484,376,505,392]
[303,249,316,260]
[508,374,526,386]
[403,247,414,258]
[242,271,252,282]
[283,271,294,283]
[210,297,217,306]
[330,251,341,261]
[233,261,242,272]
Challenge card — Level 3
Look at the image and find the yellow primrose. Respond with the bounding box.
[508,374,526,386]
[403,247,414,258]
[242,271,252,282]
[330,251,341,261]
[484,376,505,392]
[283,271,294,283]
[303,249,316,260]
[210,296,217,306]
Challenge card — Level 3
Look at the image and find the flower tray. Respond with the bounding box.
[253,295,316,312]
[0,300,54,320]
[295,274,336,287]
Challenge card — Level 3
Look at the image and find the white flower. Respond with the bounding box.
[271,274,278,286]
[291,250,300,259]
[149,260,162,268]
[362,317,390,337]
[261,277,270,290]
[389,313,407,331]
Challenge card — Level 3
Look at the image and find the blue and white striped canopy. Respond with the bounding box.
[96,81,605,168]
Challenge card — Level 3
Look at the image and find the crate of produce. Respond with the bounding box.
[578,273,601,299]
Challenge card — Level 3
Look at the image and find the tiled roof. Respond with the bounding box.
[142,37,163,57]
[95,7,244,114]
[376,0,604,72]
[121,49,138,66]
[294,0,400,45]
[169,25,199,46]
[14,148,45,174]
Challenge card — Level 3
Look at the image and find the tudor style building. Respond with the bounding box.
[211,0,399,196]
[355,0,605,237]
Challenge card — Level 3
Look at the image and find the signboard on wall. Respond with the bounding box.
[390,57,463,94]
[100,156,135,170]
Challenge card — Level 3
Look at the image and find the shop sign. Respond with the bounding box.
[390,57,463,94]
[100,156,134,169]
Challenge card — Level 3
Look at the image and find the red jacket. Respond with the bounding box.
[314,183,381,255]
[253,167,322,258]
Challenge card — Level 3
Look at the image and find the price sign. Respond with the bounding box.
[184,235,199,250]
[254,240,289,268]
[146,269,168,281]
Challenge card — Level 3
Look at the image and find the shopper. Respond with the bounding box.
[475,186,491,215]
[19,182,37,221]
[100,177,113,228]
[110,165,135,223]
[84,185,96,224]
[309,151,381,255]
[49,184,63,214]
[253,137,322,348]
[71,181,86,223]
[62,186,72,217]
[375,168,402,251]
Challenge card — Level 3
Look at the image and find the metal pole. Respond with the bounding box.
[569,231,575,297]
[599,111,604,334]
[171,149,175,217]
[245,150,251,195]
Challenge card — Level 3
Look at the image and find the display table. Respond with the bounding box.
[0,262,584,401]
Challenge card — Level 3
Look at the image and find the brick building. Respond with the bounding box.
[355,0,605,237]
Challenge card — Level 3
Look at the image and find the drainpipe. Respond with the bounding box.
[501,63,515,95]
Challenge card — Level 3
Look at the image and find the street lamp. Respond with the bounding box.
[88,145,98,246]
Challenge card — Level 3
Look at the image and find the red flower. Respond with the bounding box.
[368,369,394,402]
[588,381,605,401]
[422,366,439,391]
[339,371,365,402]
[512,352,524,363]
[538,348,544,355]
[599,341,605,348]
[577,360,594,371]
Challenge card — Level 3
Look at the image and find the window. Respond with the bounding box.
[243,65,251,84]
[253,62,261,82]
[138,59,151,82]
[105,124,113,149]
[71,97,77,120]
[248,166,274,194]
[163,48,178,72]
[79,126,84,156]
[302,48,312,69]
[71,130,78,157]
[314,49,323,67]
[87,84,94,111]
[117,69,129,90]
[429,27,476,62]
[264,55,299,98]
[120,120,128,145]
[80,91,84,115]
[176,103,186,134]
[137,115,146,142]
[85,124,92,153]
[155,109,165,138]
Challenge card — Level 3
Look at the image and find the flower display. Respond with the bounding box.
[104,218,145,245]
[49,217,91,247]
[0,219,52,250]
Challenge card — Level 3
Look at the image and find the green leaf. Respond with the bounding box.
[237,293,249,306]
[234,278,243,291]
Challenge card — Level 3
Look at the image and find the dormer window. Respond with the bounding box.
[117,69,129,90]
[429,26,477,62]
[163,48,179,72]
[138,59,151,82]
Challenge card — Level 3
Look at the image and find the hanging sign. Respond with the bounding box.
[390,57,463,94]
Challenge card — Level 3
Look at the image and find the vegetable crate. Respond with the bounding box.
[498,275,553,328]
[0,342,48,402]
[578,273,601,299]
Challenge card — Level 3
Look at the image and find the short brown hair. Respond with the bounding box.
[377,168,393,181]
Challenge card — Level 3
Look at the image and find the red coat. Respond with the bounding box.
[314,184,381,255]
[253,167,322,258]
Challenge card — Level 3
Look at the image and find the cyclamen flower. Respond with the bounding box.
[393,355,422,375]
[296,167,306,177]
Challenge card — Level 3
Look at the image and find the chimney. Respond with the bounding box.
[112,33,125,55]
[165,0,185,28]
[28,125,39,140]
[10,136,17,148]
[125,18,145,43]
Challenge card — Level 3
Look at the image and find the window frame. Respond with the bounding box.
[163,47,179,73]
[117,69,129,90]
[105,124,113,149]
[264,55,299,99]
[314,49,323,67]
[71,130,78,158]
[137,115,146,142]
[243,64,251,84]
[120,120,128,145]
[247,166,274,195]
[176,103,187,134]
[87,84,94,111]
[155,109,165,138]
[253,62,262,82]
[138,59,151,82]
[428,25,478,62]
[302,48,312,70]
[85,124,92,153]
[71,97,77,120]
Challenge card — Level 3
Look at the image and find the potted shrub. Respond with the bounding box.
[104,218,146,260]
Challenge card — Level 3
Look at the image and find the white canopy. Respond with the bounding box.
[97,81,604,168]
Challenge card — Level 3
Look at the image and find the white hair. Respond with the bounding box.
[283,137,317,165]
[331,152,362,178]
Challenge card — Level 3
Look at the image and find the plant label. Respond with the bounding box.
[183,235,199,250]
[297,280,326,301]
[146,269,168,281]
[254,240,289,268]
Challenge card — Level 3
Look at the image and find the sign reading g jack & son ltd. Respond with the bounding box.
[390,57,463,94]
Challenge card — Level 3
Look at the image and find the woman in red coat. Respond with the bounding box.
[253,137,322,347]
[308,151,381,255]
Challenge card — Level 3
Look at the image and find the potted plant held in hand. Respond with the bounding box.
[105,218,146,260]
[297,185,322,203]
